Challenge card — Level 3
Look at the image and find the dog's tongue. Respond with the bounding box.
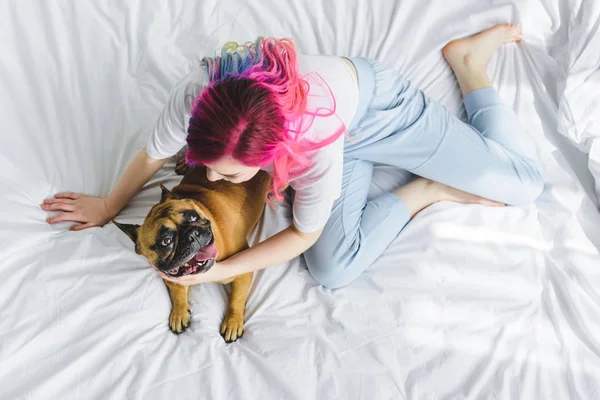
[194,243,218,261]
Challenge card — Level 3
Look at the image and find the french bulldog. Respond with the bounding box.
[114,164,271,342]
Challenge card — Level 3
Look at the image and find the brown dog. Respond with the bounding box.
[114,164,271,342]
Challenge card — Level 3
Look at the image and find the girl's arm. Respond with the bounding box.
[42,148,169,229]
[156,177,506,285]
[226,224,322,274]
[105,148,170,216]
[157,224,322,285]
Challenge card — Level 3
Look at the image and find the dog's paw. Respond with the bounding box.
[220,313,244,343]
[175,159,191,176]
[169,306,191,334]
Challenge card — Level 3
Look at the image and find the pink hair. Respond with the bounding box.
[186,37,345,202]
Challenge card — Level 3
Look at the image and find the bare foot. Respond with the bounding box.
[442,24,522,71]
[393,177,504,218]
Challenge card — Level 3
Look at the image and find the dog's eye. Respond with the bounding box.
[189,213,198,223]
[161,237,173,247]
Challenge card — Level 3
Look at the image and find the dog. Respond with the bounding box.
[114,163,271,342]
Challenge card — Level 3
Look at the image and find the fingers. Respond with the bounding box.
[154,268,197,285]
[70,223,95,231]
[54,192,81,200]
[40,202,75,212]
[42,198,74,205]
[149,263,169,278]
[170,275,200,285]
[157,271,174,281]
[46,212,85,224]
[41,195,84,224]
[156,270,178,283]
[41,197,76,214]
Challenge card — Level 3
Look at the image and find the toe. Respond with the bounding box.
[169,310,191,334]
[500,23,522,41]
[170,317,182,334]
[220,318,244,343]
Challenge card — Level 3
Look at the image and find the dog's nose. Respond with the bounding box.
[188,228,200,242]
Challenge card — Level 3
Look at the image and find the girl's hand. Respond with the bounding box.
[41,193,114,231]
[153,260,235,285]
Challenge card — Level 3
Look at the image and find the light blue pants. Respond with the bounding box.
[303,57,544,289]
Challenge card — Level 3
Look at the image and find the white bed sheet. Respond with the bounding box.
[2,1,600,399]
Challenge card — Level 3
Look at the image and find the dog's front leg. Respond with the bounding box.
[220,272,253,342]
[164,280,191,334]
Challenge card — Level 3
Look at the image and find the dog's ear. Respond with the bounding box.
[160,184,179,202]
[113,220,140,243]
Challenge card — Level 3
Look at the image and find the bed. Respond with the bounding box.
[2,0,600,398]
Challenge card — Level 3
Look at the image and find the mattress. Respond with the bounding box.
[2,0,600,398]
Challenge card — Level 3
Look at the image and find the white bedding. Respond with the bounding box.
[2,1,600,399]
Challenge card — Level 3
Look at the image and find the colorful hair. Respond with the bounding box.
[186,37,345,202]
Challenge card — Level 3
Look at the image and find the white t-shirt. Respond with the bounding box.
[146,54,359,233]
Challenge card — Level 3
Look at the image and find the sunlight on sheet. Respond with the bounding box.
[431,221,599,256]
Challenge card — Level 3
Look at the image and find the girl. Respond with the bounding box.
[41,24,543,289]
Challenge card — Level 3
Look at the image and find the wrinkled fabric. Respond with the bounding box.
[1,1,600,399]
